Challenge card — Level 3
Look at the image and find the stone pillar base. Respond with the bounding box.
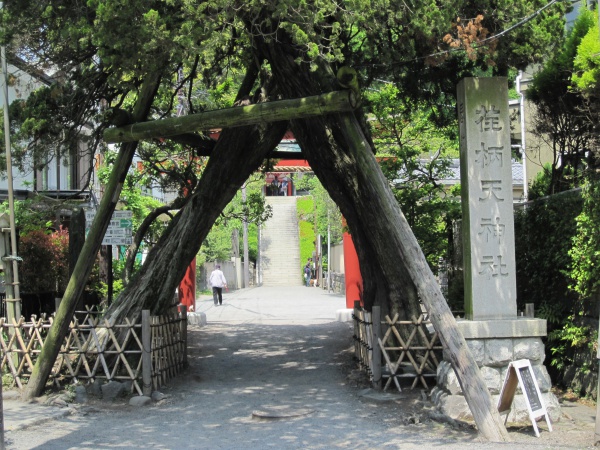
[336,308,354,322]
[433,318,561,424]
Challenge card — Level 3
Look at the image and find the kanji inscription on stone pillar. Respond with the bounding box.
[457,77,517,320]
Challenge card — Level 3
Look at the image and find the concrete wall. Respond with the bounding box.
[329,242,344,273]
[200,261,238,291]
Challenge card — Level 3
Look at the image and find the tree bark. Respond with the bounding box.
[103,90,357,144]
[122,199,187,284]
[102,119,288,325]
[254,31,511,442]
[25,71,165,399]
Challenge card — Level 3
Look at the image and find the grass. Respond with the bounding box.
[297,196,316,274]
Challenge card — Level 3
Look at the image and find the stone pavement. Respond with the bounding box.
[2,285,350,437]
[193,284,348,325]
[2,285,599,448]
[2,393,74,432]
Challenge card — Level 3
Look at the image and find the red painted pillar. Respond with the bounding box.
[178,258,196,311]
[342,231,363,309]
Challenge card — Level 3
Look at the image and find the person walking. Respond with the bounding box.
[209,264,228,306]
[281,177,288,196]
[304,263,311,287]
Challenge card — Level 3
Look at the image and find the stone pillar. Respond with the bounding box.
[458,77,517,320]
[433,77,559,424]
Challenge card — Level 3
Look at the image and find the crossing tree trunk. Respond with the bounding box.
[101,119,288,326]
[25,70,165,399]
[101,68,287,326]
[253,28,511,443]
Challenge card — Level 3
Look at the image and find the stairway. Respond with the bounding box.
[260,196,302,286]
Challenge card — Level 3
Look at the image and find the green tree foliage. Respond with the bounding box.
[572,10,600,98]
[295,174,343,241]
[527,8,598,197]
[367,83,461,270]
[199,173,271,264]
[544,176,600,381]
[569,177,600,300]
[512,187,598,385]
[0,198,52,234]
[514,191,582,327]
[294,175,343,275]
[2,0,568,154]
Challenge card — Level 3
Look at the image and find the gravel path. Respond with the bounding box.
[5,286,596,449]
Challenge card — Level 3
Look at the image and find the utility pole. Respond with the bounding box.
[0,6,21,323]
[241,185,249,288]
[0,5,18,445]
[327,210,331,292]
[594,0,600,445]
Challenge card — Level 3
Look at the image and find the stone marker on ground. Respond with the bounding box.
[432,77,560,425]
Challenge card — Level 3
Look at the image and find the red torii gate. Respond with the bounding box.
[178,131,364,311]
[271,155,363,309]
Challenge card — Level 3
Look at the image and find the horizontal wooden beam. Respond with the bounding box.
[104,90,358,144]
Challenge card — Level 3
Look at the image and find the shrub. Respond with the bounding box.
[19,227,69,295]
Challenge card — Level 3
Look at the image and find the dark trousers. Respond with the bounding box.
[212,287,223,305]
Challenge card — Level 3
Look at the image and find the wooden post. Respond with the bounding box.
[141,309,152,397]
[333,112,511,442]
[68,208,85,277]
[103,90,358,144]
[107,245,113,305]
[371,306,382,390]
[24,68,165,399]
[525,303,534,318]
[178,304,188,367]
[353,301,360,361]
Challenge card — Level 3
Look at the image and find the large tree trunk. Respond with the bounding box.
[103,119,288,325]
[255,38,419,322]
[25,70,165,399]
[252,28,510,442]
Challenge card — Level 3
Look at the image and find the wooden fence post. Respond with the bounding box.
[141,310,152,396]
[178,304,188,366]
[352,301,360,361]
[371,306,382,390]
[525,303,534,318]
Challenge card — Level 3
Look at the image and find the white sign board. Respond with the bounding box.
[497,359,552,437]
[85,210,133,246]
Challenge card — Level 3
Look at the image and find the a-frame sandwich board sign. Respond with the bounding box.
[497,359,552,437]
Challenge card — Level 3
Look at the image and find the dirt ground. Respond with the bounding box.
[4,287,598,449]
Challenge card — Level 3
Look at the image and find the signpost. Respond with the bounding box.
[498,359,552,437]
[85,210,133,246]
[85,210,133,304]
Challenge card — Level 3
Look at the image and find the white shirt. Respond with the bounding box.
[209,269,227,288]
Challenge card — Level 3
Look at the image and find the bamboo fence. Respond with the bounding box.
[0,305,187,395]
[352,304,443,392]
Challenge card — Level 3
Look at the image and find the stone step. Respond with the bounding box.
[261,197,301,286]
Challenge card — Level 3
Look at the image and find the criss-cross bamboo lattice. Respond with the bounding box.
[378,313,442,391]
[352,305,443,391]
[0,306,187,394]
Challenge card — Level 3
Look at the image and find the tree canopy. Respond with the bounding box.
[526,7,600,196]
[6,3,572,424]
[3,0,568,164]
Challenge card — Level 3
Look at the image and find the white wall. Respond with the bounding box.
[329,242,344,274]
[0,62,44,191]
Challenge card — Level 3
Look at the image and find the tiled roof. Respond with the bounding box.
[444,159,523,184]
